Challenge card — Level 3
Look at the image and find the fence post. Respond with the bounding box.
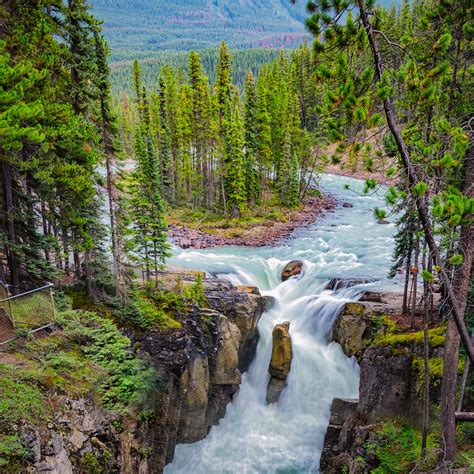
[48,286,57,321]
[8,298,14,326]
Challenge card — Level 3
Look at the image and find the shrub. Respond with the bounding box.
[183,274,206,308]
[58,311,156,412]
[0,434,31,468]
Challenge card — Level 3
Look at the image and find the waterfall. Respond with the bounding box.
[165,174,398,473]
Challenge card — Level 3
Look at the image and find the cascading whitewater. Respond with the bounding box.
[165,174,398,473]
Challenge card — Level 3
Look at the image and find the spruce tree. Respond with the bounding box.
[93,28,122,280]
[223,93,246,219]
[243,71,260,203]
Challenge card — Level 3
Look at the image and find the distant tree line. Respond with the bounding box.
[110,48,283,94]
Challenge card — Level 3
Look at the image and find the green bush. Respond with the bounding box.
[58,311,156,412]
[183,274,206,308]
[0,434,31,468]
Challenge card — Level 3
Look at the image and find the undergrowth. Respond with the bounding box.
[67,274,206,332]
[361,421,474,473]
[365,422,439,473]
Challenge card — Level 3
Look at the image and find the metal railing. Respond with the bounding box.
[0,283,56,344]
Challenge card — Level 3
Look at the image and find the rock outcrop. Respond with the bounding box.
[132,277,271,471]
[266,321,293,404]
[22,397,123,474]
[320,398,359,473]
[331,302,374,359]
[17,276,271,474]
[281,260,304,281]
[321,289,445,472]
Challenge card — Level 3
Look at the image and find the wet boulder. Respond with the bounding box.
[332,302,372,359]
[266,321,293,403]
[178,238,192,249]
[325,277,376,291]
[281,260,304,282]
[342,202,353,208]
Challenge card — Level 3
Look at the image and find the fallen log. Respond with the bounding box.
[455,412,474,422]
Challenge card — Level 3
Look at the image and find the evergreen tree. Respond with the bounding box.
[124,61,171,281]
[93,28,122,281]
[243,71,260,203]
[223,93,246,218]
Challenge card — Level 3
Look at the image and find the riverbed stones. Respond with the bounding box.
[281,260,303,281]
[266,321,293,404]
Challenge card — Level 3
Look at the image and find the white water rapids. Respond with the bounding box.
[164,174,399,473]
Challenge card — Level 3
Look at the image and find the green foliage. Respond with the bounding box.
[421,269,434,282]
[183,274,206,308]
[0,434,31,469]
[58,311,156,412]
[0,378,46,425]
[82,452,105,474]
[369,422,439,473]
[374,207,387,221]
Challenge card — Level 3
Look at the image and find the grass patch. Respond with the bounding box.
[167,200,290,236]
[118,276,206,331]
[6,290,55,328]
[0,377,47,425]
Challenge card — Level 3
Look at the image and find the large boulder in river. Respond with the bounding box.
[266,321,293,403]
[332,302,373,360]
[281,260,303,281]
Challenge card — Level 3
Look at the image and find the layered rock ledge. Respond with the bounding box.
[18,275,272,474]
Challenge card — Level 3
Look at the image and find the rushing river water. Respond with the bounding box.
[165,174,399,473]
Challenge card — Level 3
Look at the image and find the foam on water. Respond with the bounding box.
[164,174,398,473]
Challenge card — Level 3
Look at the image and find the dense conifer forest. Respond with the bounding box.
[0,0,473,472]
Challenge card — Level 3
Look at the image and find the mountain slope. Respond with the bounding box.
[90,0,310,60]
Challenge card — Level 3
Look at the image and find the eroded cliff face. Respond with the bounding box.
[320,290,445,473]
[20,277,271,474]
[134,278,272,472]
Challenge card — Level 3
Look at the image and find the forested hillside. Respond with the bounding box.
[91,0,310,60]
[110,48,282,93]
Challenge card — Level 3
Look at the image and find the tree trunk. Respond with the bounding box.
[421,246,430,459]
[41,200,50,262]
[1,161,19,292]
[454,412,474,422]
[357,0,474,363]
[403,243,412,314]
[439,137,473,461]
[458,333,474,412]
[101,99,119,279]
[411,237,419,329]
